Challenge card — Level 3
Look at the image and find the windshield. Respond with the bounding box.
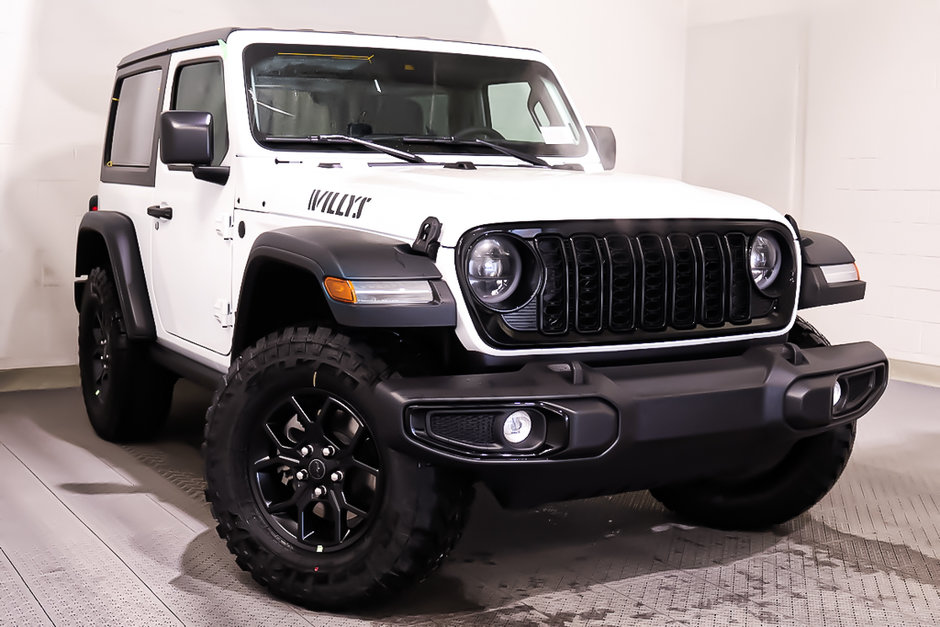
[243,43,587,158]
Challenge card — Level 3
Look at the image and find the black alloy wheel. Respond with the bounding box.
[88,305,112,400]
[250,390,382,552]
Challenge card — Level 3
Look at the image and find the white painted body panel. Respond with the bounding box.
[98,30,800,373]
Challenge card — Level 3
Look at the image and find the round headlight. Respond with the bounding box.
[749,232,783,292]
[468,236,523,306]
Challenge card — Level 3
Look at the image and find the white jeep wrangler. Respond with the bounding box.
[75,28,888,609]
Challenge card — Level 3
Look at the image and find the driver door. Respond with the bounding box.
[150,51,234,355]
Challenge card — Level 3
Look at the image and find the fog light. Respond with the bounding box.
[832,380,843,407]
[503,410,533,444]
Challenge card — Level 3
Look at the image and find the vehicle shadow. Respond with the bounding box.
[19,384,932,626]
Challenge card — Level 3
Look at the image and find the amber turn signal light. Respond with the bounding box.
[324,277,356,303]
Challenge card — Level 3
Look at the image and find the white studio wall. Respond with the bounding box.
[685,0,940,368]
[0,0,689,370]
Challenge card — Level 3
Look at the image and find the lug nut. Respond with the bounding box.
[313,485,326,497]
[299,445,311,457]
[294,470,308,481]
[322,446,335,458]
[330,471,343,482]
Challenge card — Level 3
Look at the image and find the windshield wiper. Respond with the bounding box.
[401,136,549,168]
[264,134,425,164]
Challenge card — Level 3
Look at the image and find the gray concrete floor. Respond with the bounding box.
[0,379,938,626]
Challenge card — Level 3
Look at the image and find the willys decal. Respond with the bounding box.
[308,189,372,219]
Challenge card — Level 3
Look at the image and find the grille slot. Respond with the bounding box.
[605,235,636,332]
[637,235,667,330]
[697,233,727,325]
[533,231,756,336]
[571,235,603,332]
[725,233,752,323]
[667,234,697,329]
[536,236,569,334]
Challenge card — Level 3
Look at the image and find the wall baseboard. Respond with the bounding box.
[889,359,940,389]
[0,365,80,393]
[1,359,937,394]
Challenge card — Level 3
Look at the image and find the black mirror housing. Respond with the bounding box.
[587,125,616,171]
[161,111,213,165]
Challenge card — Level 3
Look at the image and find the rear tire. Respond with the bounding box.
[204,326,473,609]
[77,267,175,442]
[650,318,856,529]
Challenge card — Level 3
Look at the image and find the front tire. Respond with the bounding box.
[650,318,856,529]
[77,267,175,442]
[204,327,473,609]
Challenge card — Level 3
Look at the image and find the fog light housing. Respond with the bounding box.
[503,410,533,444]
[832,380,843,408]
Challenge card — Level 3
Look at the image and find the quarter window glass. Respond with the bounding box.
[110,70,162,167]
[172,61,228,165]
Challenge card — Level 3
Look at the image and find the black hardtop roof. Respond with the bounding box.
[118,27,537,68]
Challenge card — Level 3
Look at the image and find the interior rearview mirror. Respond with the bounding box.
[587,125,616,171]
[161,111,213,166]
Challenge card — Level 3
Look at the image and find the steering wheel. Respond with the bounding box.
[453,126,506,141]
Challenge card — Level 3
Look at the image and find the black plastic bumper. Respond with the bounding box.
[368,341,888,508]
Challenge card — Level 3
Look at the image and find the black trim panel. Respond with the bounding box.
[236,226,457,332]
[367,341,888,508]
[150,344,224,388]
[75,211,155,340]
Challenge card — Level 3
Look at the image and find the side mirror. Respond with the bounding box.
[587,125,616,171]
[161,111,213,165]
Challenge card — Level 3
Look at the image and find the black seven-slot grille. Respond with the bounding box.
[460,220,797,349]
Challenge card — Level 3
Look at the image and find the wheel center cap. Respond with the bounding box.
[308,458,327,480]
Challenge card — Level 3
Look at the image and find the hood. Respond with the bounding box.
[234,158,789,248]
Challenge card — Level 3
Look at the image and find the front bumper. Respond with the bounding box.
[368,342,888,508]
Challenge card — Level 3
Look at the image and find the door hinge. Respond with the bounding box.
[215,215,234,240]
[213,299,234,327]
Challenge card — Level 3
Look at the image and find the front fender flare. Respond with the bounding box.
[234,226,456,339]
[798,230,866,309]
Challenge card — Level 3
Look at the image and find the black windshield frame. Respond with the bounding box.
[242,43,589,159]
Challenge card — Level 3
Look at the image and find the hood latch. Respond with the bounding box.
[412,216,442,261]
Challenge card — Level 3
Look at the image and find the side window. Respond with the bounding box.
[109,70,163,167]
[172,61,228,165]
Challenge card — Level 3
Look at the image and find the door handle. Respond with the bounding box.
[147,205,173,220]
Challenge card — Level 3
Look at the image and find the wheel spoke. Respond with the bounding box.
[289,396,315,426]
[252,454,297,471]
[329,491,348,544]
[267,489,304,515]
[343,500,368,519]
[295,492,314,542]
[351,459,380,476]
[345,424,365,452]
[264,422,302,457]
